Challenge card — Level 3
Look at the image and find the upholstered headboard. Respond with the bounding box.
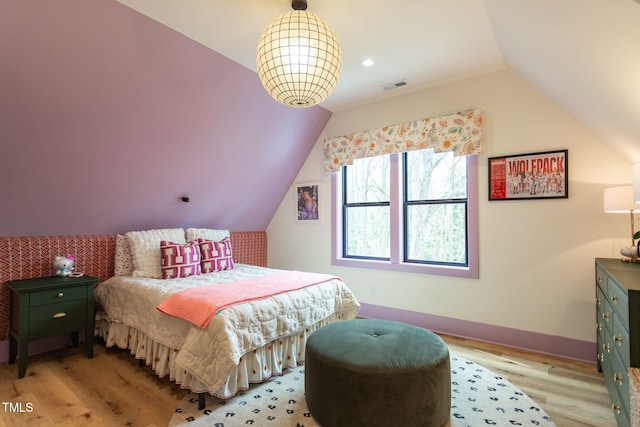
[0,231,267,341]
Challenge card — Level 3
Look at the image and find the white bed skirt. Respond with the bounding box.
[95,314,342,398]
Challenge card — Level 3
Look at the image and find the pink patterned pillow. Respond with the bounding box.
[114,235,134,276]
[198,237,235,273]
[160,240,202,279]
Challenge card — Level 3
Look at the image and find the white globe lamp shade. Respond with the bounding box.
[256,1,342,108]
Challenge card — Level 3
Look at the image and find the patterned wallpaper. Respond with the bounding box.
[0,232,266,341]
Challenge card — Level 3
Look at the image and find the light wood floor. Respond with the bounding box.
[0,335,616,426]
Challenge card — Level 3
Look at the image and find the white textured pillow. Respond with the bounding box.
[114,234,134,276]
[126,228,186,278]
[185,228,230,242]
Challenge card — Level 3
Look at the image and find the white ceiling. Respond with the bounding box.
[116,0,640,162]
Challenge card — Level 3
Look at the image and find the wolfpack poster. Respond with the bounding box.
[488,150,568,200]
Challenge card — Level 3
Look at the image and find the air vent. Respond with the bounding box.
[381,80,408,91]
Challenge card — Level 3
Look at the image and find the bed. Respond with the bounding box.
[92,227,360,402]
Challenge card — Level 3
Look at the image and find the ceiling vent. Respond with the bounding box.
[381,80,408,91]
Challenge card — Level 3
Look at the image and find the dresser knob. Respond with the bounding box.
[614,335,623,345]
[602,313,610,321]
[596,323,602,331]
[52,312,67,319]
[598,353,604,362]
[612,295,618,304]
[57,292,64,298]
[603,343,611,352]
[596,297,602,306]
[612,403,621,414]
[613,373,624,386]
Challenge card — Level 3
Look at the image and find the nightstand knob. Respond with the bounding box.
[596,322,602,332]
[612,403,621,414]
[612,295,618,304]
[596,297,601,306]
[602,312,610,321]
[57,292,64,298]
[598,353,604,362]
[603,343,611,353]
[614,335,623,345]
[52,312,67,319]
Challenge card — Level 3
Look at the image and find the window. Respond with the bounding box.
[332,150,478,278]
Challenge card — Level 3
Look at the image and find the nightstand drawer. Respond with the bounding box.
[30,285,87,307]
[29,300,86,337]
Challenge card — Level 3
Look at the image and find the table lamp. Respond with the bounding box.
[604,185,639,260]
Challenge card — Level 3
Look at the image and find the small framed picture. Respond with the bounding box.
[488,149,568,201]
[295,182,320,223]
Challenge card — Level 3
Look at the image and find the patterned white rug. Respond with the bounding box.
[169,354,556,427]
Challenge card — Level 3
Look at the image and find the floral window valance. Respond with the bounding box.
[323,107,483,172]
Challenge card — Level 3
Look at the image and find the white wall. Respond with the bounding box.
[267,69,632,343]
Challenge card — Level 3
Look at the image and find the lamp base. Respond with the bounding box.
[620,245,640,260]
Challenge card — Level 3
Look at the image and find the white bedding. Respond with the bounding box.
[94,264,360,396]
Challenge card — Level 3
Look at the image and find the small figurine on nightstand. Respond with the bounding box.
[53,254,75,276]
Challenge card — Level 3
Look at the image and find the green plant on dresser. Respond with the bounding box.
[596,258,640,427]
[6,275,98,378]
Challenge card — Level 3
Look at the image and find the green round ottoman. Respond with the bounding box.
[305,319,450,427]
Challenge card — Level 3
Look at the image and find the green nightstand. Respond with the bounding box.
[6,275,98,378]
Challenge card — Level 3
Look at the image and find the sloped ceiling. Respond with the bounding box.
[0,0,332,237]
[116,0,640,162]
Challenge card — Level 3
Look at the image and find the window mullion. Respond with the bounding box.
[389,153,401,264]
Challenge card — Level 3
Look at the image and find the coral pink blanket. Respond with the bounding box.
[156,271,341,328]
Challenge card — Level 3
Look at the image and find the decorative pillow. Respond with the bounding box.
[186,228,230,243]
[198,237,235,273]
[125,228,186,278]
[114,234,134,276]
[160,240,202,279]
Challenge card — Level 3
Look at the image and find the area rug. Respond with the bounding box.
[169,354,556,426]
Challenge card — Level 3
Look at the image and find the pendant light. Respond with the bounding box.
[256,0,342,108]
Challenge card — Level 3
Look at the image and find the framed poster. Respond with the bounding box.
[295,182,320,222]
[488,149,568,200]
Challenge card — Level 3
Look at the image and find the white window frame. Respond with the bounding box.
[331,153,479,278]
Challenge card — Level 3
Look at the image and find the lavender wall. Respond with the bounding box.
[0,0,331,237]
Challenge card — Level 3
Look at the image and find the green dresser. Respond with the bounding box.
[6,275,98,378]
[596,258,640,427]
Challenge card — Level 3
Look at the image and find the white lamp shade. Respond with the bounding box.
[256,9,342,108]
[604,185,636,213]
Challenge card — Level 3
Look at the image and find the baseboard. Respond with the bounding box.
[358,303,595,364]
[0,306,595,365]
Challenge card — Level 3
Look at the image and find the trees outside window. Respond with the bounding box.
[333,150,478,278]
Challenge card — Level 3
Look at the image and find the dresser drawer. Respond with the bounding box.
[30,285,87,307]
[596,264,605,289]
[613,312,630,367]
[29,300,86,337]
[597,284,606,311]
[608,277,629,328]
[601,339,630,427]
[602,297,614,334]
[598,323,610,365]
[610,347,631,427]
